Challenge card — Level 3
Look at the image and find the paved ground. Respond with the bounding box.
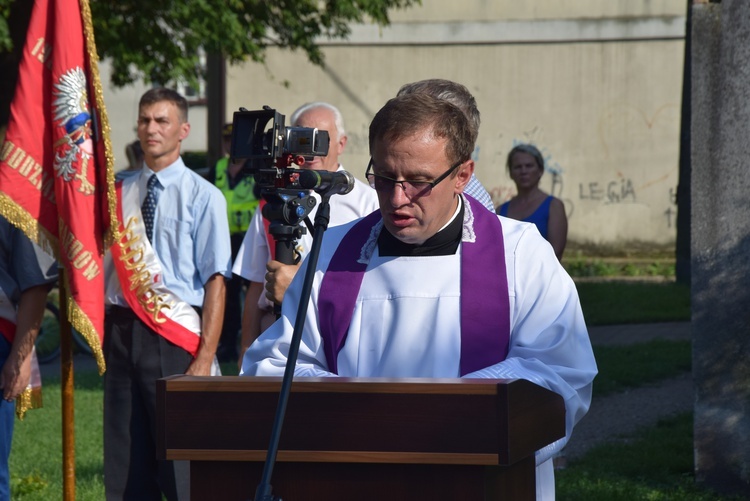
[564,321,692,461]
[588,321,691,346]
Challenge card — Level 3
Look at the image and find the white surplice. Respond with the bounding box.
[242,195,597,500]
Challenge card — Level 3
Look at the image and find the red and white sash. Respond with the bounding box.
[110,176,202,356]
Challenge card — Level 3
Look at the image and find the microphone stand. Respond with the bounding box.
[253,193,334,501]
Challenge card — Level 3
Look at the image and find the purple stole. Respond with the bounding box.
[318,195,510,376]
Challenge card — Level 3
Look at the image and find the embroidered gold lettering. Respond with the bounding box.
[0,142,53,204]
[82,260,100,280]
[26,160,43,189]
[58,219,101,281]
[30,37,52,70]
[18,156,34,176]
[67,240,83,260]
[117,217,169,322]
[121,246,144,265]
[7,147,24,169]
[72,250,91,269]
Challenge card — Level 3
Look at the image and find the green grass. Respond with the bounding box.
[593,339,692,397]
[10,363,239,500]
[557,413,742,501]
[564,257,675,279]
[8,282,705,499]
[577,281,690,325]
[553,280,725,499]
[10,372,104,500]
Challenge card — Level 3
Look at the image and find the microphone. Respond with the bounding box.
[298,169,355,195]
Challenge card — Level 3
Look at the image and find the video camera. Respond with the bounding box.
[230,106,329,182]
[228,105,352,266]
[228,106,328,227]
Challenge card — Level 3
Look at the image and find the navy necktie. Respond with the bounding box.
[142,175,160,243]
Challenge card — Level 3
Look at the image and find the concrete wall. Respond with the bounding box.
[224,0,685,250]
[388,0,685,21]
[96,0,687,250]
[691,1,750,496]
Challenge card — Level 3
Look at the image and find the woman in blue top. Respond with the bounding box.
[497,144,568,260]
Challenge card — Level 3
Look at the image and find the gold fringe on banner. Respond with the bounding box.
[79,0,119,249]
[0,192,59,260]
[15,387,43,420]
[2,191,106,374]
[68,296,105,374]
[16,350,44,420]
[62,268,106,374]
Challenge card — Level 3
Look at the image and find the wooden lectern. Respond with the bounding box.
[156,376,564,501]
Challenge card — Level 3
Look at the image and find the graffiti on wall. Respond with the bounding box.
[577,176,679,229]
[578,177,637,204]
[482,102,680,242]
[664,187,678,228]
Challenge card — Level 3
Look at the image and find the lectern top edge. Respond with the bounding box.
[160,375,527,395]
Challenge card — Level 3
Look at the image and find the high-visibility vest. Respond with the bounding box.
[214,157,259,235]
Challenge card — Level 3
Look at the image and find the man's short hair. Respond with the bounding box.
[139,88,188,123]
[290,102,346,138]
[397,79,480,146]
[369,93,474,166]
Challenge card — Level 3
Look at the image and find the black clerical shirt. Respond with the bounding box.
[378,199,464,257]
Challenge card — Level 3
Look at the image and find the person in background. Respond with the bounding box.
[209,123,260,362]
[125,139,144,171]
[104,88,231,500]
[232,102,379,365]
[241,93,596,500]
[497,143,568,260]
[0,215,57,500]
[116,139,145,182]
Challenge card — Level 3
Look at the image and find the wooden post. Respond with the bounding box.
[58,272,75,500]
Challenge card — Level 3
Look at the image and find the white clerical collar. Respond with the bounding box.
[436,196,463,233]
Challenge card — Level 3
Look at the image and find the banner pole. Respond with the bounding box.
[59,270,76,501]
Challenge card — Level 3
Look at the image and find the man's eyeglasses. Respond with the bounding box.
[365,158,464,198]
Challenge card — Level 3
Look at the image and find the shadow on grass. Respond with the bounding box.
[593,339,691,397]
[577,281,690,325]
[557,413,742,501]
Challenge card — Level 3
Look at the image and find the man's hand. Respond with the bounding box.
[187,273,226,376]
[185,353,214,376]
[1,350,32,402]
[2,284,49,401]
[264,260,301,305]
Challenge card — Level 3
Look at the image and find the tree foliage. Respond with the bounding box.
[0,0,13,52]
[0,0,419,87]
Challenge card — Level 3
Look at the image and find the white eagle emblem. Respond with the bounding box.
[52,67,95,195]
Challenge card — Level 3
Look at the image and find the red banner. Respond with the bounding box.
[0,0,116,373]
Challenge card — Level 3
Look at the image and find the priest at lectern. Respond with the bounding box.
[241,92,597,500]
